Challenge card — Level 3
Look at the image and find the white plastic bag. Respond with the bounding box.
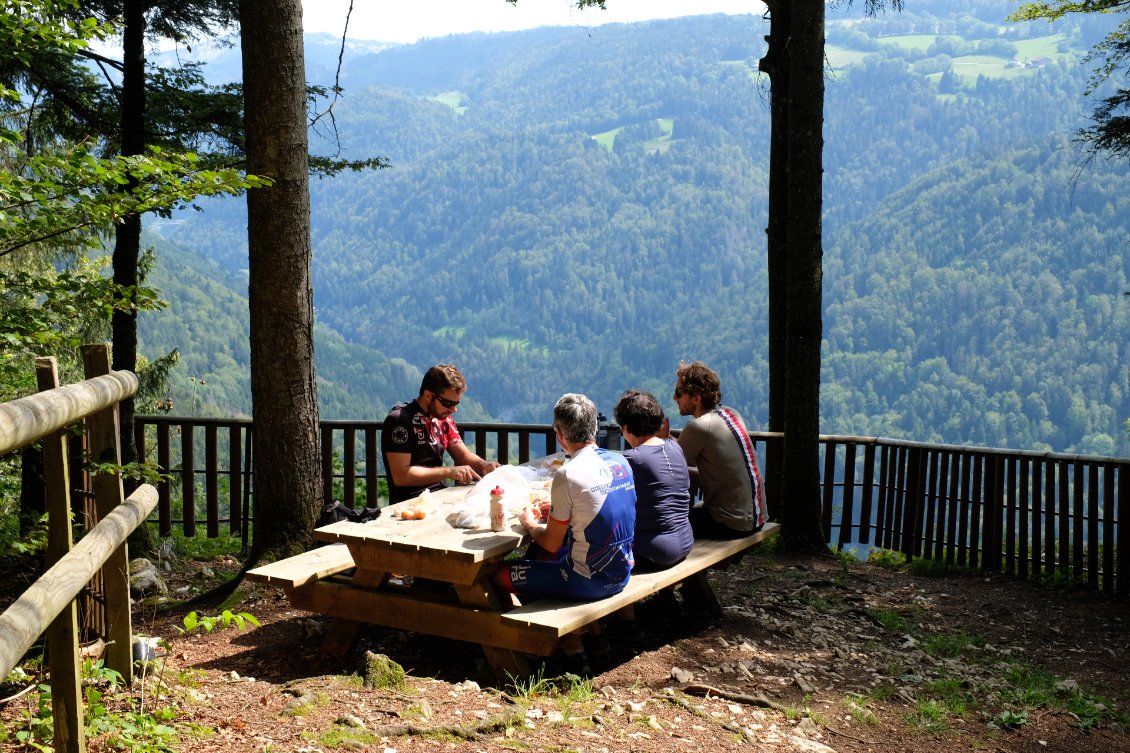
[453,465,531,529]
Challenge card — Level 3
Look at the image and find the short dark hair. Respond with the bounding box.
[419,363,466,396]
[676,361,722,410]
[614,390,664,438]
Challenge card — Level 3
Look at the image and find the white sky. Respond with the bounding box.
[302,0,762,44]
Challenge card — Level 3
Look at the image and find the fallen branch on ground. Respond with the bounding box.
[683,683,793,713]
[661,689,745,736]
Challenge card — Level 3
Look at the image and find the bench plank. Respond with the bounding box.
[501,522,780,637]
[245,543,355,588]
[287,578,560,656]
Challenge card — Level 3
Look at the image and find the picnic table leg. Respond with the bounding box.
[316,569,391,660]
[319,617,363,661]
[676,572,724,618]
[454,579,533,679]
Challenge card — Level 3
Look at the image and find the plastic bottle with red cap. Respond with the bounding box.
[489,485,507,531]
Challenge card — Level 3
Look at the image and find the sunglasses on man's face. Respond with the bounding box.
[431,391,460,409]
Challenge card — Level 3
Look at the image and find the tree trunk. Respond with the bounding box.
[114,0,155,555]
[240,0,322,562]
[780,0,827,551]
[759,0,790,520]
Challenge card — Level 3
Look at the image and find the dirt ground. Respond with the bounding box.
[3,547,1129,753]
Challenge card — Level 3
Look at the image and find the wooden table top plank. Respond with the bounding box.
[313,485,529,571]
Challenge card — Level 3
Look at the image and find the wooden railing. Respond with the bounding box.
[1,347,157,753]
[133,416,1125,596]
[132,417,558,540]
[813,435,1128,596]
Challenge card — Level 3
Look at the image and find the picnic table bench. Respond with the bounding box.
[501,523,779,639]
[246,466,779,678]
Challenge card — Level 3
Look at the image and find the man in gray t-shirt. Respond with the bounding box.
[673,361,767,539]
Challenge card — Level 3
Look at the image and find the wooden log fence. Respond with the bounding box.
[0,345,156,753]
[816,435,1127,596]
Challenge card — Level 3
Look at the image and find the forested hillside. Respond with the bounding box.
[139,238,497,422]
[147,0,1130,456]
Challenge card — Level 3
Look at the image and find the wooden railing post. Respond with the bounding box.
[35,357,85,753]
[80,344,133,683]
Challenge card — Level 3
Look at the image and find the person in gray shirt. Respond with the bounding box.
[673,361,767,538]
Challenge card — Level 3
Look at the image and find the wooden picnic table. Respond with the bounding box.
[248,457,562,677]
[246,454,780,679]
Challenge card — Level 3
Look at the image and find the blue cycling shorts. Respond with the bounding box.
[504,554,629,602]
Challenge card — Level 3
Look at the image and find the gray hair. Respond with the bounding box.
[554,393,598,444]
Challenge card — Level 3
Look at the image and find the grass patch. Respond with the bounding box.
[591,127,620,152]
[159,528,244,561]
[948,54,1018,80]
[922,631,982,659]
[824,45,871,70]
[505,666,595,708]
[866,548,908,570]
[906,699,953,732]
[925,678,973,714]
[487,335,550,358]
[866,607,914,633]
[1064,691,1123,731]
[501,667,598,730]
[1013,34,1075,60]
[12,658,211,753]
[885,638,1126,736]
[861,685,897,702]
[638,118,676,154]
[908,556,965,578]
[721,58,759,81]
[433,324,467,339]
[1035,568,1088,589]
[429,90,467,114]
[306,725,378,748]
[997,661,1127,730]
[832,546,859,566]
[843,695,879,725]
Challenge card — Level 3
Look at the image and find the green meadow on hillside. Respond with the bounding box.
[431,90,467,114]
[591,118,675,154]
[825,46,870,70]
[831,32,1080,82]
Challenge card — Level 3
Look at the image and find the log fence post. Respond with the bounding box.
[35,357,85,753]
[80,344,134,683]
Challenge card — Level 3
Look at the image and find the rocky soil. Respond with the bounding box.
[3,547,1129,753]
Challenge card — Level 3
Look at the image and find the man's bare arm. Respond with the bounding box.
[385,451,467,487]
[448,442,501,478]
